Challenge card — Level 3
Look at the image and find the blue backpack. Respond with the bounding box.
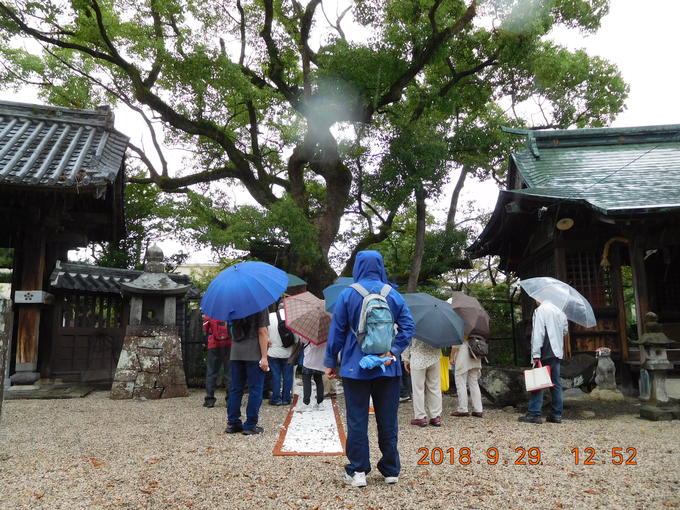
[350,283,395,354]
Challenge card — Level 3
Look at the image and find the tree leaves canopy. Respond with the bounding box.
[0,0,628,289]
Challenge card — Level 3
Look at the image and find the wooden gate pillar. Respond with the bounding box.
[11,229,46,385]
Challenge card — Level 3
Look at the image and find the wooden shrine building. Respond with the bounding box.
[0,100,128,386]
[469,124,680,372]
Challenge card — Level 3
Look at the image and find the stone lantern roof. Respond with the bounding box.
[119,244,191,296]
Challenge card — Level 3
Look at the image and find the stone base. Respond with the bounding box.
[588,388,625,402]
[6,383,41,391]
[110,332,188,400]
[10,371,41,385]
[639,404,680,421]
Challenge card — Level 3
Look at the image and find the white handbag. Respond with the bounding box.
[523,361,554,392]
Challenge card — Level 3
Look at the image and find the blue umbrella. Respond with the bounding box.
[322,276,354,313]
[201,261,288,321]
[403,293,465,348]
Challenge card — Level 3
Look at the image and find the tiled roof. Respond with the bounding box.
[0,100,128,189]
[506,124,680,214]
[49,261,201,299]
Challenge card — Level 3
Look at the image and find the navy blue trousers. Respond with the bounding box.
[227,360,265,430]
[342,376,401,477]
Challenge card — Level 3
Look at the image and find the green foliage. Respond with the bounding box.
[95,178,178,269]
[174,191,322,268]
[0,248,12,269]
[369,206,469,285]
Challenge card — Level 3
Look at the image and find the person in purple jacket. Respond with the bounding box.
[324,250,415,488]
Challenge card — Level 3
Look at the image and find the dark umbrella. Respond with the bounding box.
[201,261,288,321]
[287,273,307,289]
[403,293,465,348]
[450,291,490,336]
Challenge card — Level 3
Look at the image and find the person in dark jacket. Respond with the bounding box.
[324,250,415,487]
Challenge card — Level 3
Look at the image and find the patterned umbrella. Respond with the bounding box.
[450,291,490,336]
[283,291,331,345]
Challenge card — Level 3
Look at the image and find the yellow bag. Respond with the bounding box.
[440,353,450,391]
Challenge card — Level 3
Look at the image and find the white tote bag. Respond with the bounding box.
[523,361,553,392]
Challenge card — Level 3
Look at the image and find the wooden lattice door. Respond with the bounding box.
[51,293,126,383]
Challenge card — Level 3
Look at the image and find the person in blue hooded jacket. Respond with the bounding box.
[324,250,415,488]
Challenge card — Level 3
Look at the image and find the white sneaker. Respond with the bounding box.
[384,476,399,485]
[313,402,323,410]
[342,471,367,488]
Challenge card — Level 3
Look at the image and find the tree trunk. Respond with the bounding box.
[446,167,468,228]
[407,186,427,292]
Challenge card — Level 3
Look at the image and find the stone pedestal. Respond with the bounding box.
[590,347,624,401]
[110,326,188,400]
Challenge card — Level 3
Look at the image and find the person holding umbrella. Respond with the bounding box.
[517,277,596,425]
[448,292,490,418]
[201,261,288,435]
[402,337,443,426]
[518,297,568,424]
[400,293,466,426]
[324,251,415,488]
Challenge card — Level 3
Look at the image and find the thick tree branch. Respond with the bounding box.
[128,164,242,191]
[127,142,161,180]
[89,0,132,70]
[300,0,321,96]
[236,0,246,66]
[143,0,164,88]
[369,1,477,115]
[340,208,398,276]
[0,3,119,65]
[260,0,300,107]
[412,54,498,121]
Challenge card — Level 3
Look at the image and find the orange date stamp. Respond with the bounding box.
[416,447,638,466]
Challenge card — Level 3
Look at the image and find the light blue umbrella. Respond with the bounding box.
[201,261,287,321]
[323,277,400,313]
[322,276,354,313]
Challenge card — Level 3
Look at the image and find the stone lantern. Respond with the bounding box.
[635,312,679,421]
[110,245,190,400]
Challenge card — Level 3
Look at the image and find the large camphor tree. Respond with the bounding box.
[0,0,627,290]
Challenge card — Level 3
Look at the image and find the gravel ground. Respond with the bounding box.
[0,388,678,510]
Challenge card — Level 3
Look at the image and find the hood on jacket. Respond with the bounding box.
[352,250,389,283]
